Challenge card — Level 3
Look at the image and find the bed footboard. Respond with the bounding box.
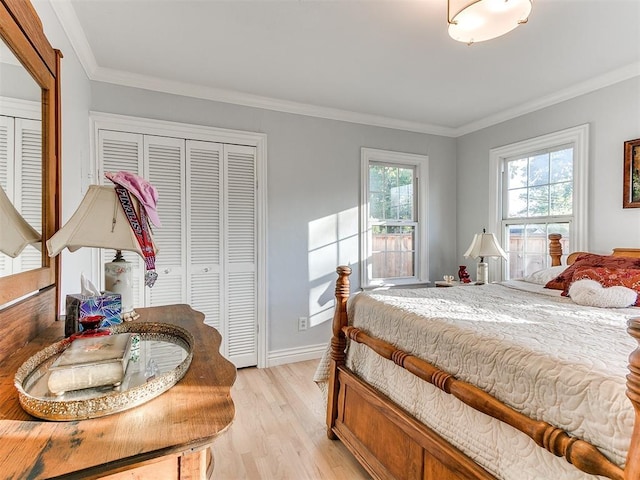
[326,266,640,480]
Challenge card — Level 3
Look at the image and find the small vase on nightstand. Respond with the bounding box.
[458,265,471,283]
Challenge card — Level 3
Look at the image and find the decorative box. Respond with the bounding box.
[65,293,122,337]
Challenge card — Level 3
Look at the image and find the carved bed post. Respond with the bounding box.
[326,266,352,439]
[625,318,640,479]
[548,233,563,266]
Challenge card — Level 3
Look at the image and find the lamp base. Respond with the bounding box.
[476,262,488,285]
[105,250,135,319]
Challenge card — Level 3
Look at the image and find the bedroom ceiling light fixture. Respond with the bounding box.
[464,228,507,284]
[447,0,532,45]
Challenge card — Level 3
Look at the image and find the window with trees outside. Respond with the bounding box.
[361,148,428,287]
[489,125,589,280]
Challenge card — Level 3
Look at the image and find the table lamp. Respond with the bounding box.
[463,229,507,284]
[46,184,158,320]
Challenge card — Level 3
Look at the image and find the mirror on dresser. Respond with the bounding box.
[0,36,43,278]
[0,0,61,349]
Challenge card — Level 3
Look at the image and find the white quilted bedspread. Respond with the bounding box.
[314,283,638,480]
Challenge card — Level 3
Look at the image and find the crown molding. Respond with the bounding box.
[90,66,456,136]
[49,0,98,78]
[454,62,640,136]
[49,0,640,138]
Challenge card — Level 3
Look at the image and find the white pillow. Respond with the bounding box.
[568,279,637,308]
[522,265,567,285]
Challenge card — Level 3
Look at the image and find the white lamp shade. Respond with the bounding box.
[0,184,41,258]
[448,0,532,44]
[46,185,154,259]
[464,231,507,260]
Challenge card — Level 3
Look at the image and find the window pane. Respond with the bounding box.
[505,222,570,279]
[550,182,572,216]
[369,165,384,192]
[507,188,528,217]
[369,192,385,220]
[528,153,549,186]
[550,148,573,183]
[527,185,549,217]
[371,225,415,278]
[507,158,527,189]
[369,164,415,222]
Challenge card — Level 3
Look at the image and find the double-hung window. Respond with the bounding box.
[489,125,589,279]
[361,148,428,287]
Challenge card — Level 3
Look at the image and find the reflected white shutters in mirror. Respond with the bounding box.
[0,115,41,275]
[0,116,11,276]
[16,118,42,271]
[97,128,258,368]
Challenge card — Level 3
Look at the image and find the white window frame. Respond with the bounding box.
[488,124,589,280]
[361,148,429,287]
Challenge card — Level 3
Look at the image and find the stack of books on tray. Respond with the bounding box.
[48,333,133,396]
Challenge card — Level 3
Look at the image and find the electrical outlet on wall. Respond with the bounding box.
[298,316,308,331]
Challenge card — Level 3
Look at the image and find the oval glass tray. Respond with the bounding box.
[14,322,194,421]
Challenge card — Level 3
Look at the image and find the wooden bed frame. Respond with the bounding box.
[326,236,640,480]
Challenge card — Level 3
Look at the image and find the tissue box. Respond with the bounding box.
[65,293,122,337]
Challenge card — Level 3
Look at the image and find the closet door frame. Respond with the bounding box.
[90,112,268,368]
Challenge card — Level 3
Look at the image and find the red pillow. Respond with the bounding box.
[567,267,640,306]
[544,253,640,291]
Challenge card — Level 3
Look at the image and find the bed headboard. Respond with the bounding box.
[0,0,62,362]
[548,234,640,266]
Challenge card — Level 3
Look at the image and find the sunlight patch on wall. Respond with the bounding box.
[308,207,358,328]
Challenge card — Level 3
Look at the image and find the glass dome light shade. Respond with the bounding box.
[448,0,532,44]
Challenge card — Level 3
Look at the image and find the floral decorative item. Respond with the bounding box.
[623,138,640,208]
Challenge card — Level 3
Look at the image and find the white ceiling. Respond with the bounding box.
[51,0,640,136]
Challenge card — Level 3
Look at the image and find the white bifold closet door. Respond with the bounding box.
[0,115,42,276]
[98,129,257,368]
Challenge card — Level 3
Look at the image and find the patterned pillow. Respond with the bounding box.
[544,253,640,291]
[566,267,640,306]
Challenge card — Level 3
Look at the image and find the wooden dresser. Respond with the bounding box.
[0,304,236,479]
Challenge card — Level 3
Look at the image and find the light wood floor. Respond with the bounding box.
[212,359,371,480]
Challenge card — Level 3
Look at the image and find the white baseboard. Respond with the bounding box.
[267,343,327,367]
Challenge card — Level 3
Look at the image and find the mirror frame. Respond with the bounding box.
[0,0,61,308]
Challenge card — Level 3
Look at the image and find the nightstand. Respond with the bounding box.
[434,281,477,287]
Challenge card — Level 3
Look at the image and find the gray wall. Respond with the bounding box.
[89,83,457,353]
[456,77,640,278]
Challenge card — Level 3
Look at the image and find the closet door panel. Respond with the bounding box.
[225,144,257,368]
[15,118,42,272]
[0,116,15,276]
[187,140,223,334]
[98,130,145,306]
[146,135,186,307]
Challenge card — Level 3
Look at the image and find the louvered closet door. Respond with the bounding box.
[186,140,223,336]
[145,135,186,306]
[97,130,145,306]
[0,116,15,276]
[225,144,257,368]
[0,117,41,274]
[14,118,42,272]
